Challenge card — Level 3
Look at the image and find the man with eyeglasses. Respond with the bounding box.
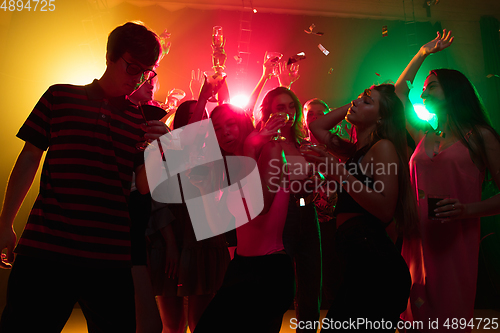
[0,22,168,333]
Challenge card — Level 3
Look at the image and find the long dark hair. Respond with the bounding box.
[172,100,197,130]
[257,87,307,145]
[210,104,255,156]
[370,84,419,237]
[430,69,500,182]
[336,84,419,236]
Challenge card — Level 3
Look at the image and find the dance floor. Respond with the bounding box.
[61,308,500,333]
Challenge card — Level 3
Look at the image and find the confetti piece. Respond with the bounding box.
[406,80,414,89]
[375,72,381,77]
[234,55,243,65]
[487,74,500,78]
[304,23,324,36]
[287,52,306,65]
[318,44,330,56]
[328,68,334,74]
[304,23,316,34]
[382,25,388,37]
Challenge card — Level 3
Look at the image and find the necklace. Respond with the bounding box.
[432,130,447,157]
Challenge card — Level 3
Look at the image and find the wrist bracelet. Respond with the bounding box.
[341,173,351,185]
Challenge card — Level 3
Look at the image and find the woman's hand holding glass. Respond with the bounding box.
[200,72,227,103]
[301,145,341,182]
[263,51,283,78]
[268,112,289,141]
[432,197,469,221]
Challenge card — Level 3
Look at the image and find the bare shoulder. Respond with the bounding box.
[371,139,397,155]
[477,126,500,144]
[367,139,399,164]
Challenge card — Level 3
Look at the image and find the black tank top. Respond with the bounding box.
[334,145,375,217]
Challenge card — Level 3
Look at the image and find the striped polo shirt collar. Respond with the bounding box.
[86,79,133,111]
[85,79,107,100]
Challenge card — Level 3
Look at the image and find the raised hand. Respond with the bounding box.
[263,53,280,78]
[421,29,454,56]
[189,69,204,100]
[278,61,300,88]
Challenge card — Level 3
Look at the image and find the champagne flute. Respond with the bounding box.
[212,26,225,71]
[203,71,227,103]
[269,111,290,141]
[205,26,227,102]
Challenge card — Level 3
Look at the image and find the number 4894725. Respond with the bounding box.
[1,0,56,11]
[443,318,499,330]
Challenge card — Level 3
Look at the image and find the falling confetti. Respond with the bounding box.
[305,23,315,33]
[382,25,388,37]
[287,52,306,66]
[234,55,243,65]
[487,74,500,78]
[304,23,324,36]
[328,68,334,74]
[406,80,414,89]
[318,44,330,56]
[375,72,381,77]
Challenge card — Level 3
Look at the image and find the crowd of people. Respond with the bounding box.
[0,21,499,333]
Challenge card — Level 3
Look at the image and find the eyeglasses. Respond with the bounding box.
[121,57,157,82]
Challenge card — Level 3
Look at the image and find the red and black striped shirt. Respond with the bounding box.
[15,80,145,267]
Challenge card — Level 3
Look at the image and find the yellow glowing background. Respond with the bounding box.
[0,0,499,313]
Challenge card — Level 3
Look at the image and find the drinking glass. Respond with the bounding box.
[212,26,225,71]
[203,71,227,103]
[269,111,290,141]
[428,194,449,220]
[264,51,283,77]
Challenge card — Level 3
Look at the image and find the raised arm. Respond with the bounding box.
[0,142,44,268]
[309,103,353,159]
[395,29,454,143]
[245,54,279,122]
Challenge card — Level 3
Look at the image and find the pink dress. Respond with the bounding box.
[401,136,485,332]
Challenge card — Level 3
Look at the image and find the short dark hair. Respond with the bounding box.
[107,21,161,67]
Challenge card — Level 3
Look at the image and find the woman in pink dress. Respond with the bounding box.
[395,30,500,332]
